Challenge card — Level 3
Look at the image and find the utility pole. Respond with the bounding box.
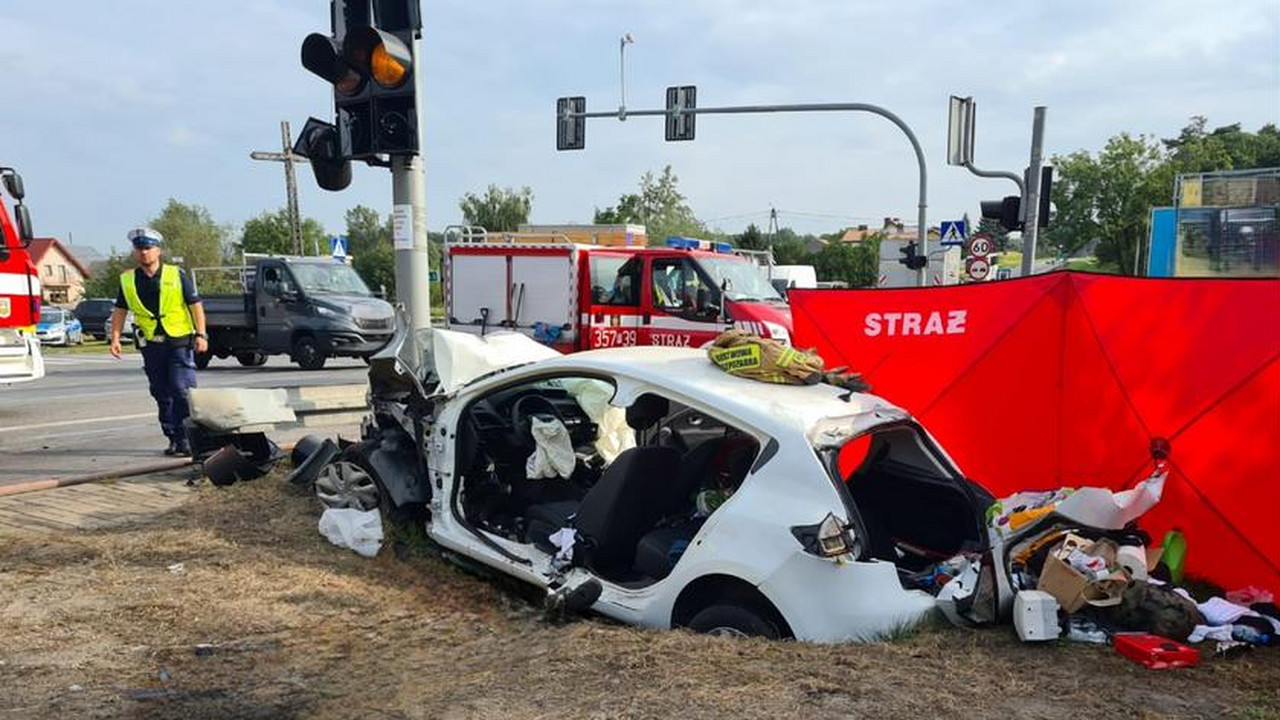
[1020,107,1047,277]
[249,120,307,255]
[767,207,780,248]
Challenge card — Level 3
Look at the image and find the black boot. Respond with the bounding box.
[164,440,179,456]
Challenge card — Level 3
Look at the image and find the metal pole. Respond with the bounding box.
[392,31,432,330]
[280,121,303,255]
[574,102,929,285]
[1020,106,1046,277]
[618,34,633,120]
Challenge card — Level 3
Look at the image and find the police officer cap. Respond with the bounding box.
[127,227,164,247]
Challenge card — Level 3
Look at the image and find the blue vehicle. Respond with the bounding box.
[36,307,84,346]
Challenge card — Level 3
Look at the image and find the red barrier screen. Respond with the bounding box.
[790,272,1280,594]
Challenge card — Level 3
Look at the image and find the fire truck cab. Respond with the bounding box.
[445,231,792,352]
[0,166,43,384]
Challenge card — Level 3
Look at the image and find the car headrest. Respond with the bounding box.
[625,393,669,431]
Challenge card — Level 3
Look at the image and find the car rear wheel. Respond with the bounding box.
[292,336,326,371]
[687,604,782,639]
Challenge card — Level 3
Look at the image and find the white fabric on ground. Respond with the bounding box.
[317,507,383,558]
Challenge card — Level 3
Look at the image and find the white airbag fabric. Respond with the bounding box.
[526,417,576,479]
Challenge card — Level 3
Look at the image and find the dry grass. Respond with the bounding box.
[1,475,1277,720]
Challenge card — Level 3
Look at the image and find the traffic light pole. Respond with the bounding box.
[1020,107,1047,278]
[570,102,930,286]
[392,30,431,331]
[391,155,431,329]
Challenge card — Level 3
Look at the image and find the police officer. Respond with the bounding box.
[108,228,208,456]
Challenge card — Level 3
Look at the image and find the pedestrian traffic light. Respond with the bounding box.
[981,195,1023,232]
[898,241,927,270]
[301,0,421,162]
[293,117,352,191]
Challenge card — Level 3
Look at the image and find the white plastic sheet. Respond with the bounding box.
[189,388,296,431]
[1054,472,1167,529]
[526,417,576,479]
[318,507,384,558]
[430,329,560,394]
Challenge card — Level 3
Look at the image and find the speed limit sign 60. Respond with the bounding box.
[967,233,993,257]
[967,256,991,281]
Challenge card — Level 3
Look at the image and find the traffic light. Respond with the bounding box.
[981,195,1023,232]
[301,0,421,162]
[293,117,352,191]
[665,85,696,142]
[898,241,927,270]
[557,96,586,151]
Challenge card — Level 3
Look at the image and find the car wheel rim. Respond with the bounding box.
[706,626,749,638]
[314,461,379,511]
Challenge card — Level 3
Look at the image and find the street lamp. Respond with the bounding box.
[619,32,634,120]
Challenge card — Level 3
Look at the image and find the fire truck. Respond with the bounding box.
[0,166,42,384]
[444,228,793,352]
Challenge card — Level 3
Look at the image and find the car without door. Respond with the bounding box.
[306,317,1041,642]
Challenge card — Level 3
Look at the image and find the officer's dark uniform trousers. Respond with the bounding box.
[140,337,197,442]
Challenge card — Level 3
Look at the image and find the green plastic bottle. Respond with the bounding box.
[1161,528,1187,584]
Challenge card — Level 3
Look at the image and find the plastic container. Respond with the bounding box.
[1013,590,1061,642]
[1114,633,1200,669]
[1161,529,1187,584]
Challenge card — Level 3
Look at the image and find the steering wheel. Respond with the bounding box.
[510,394,568,446]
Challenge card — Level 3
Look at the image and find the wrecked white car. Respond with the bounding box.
[319,319,1016,642]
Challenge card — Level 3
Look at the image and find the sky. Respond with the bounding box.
[0,0,1276,257]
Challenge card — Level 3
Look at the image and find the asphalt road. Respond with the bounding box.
[0,347,368,487]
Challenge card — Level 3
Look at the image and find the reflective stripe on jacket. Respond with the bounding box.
[120,265,194,340]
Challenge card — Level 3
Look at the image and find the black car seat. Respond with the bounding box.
[523,393,673,559]
[572,445,681,576]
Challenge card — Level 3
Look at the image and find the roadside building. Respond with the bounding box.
[28,237,92,306]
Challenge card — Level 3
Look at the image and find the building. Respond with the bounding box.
[840,217,942,244]
[28,238,92,306]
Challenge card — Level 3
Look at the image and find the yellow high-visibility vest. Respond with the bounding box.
[120,265,194,340]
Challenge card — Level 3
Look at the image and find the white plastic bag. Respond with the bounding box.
[318,507,384,558]
[526,417,576,479]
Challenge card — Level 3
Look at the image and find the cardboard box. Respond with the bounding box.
[1036,534,1128,613]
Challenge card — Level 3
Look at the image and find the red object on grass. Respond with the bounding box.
[1113,633,1200,669]
[789,272,1280,596]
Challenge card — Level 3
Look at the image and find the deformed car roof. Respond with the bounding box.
[469,346,905,440]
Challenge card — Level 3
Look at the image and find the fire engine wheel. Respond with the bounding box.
[292,336,327,371]
[236,352,268,367]
[194,351,212,370]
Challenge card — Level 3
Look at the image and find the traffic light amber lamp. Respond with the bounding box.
[345,28,412,89]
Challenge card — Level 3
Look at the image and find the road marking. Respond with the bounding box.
[0,413,154,434]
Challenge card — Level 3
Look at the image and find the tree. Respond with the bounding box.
[147,199,235,291]
[735,223,766,251]
[80,252,134,299]
[459,185,533,232]
[237,209,327,257]
[345,205,396,300]
[1047,134,1167,274]
[814,234,881,288]
[148,199,229,270]
[594,166,705,244]
[975,217,1012,252]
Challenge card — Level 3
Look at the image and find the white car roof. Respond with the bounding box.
[491,346,907,440]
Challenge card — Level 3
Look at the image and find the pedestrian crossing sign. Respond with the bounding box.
[940,220,967,247]
[330,236,348,259]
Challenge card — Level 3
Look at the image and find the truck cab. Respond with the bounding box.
[446,233,792,352]
[200,256,395,370]
[0,167,43,384]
